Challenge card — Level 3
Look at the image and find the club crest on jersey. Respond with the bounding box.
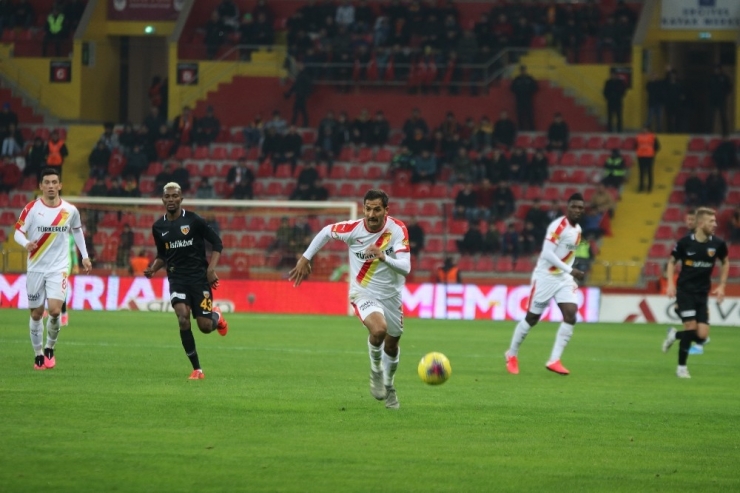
[180,225,190,235]
[203,291,210,299]
[707,248,716,257]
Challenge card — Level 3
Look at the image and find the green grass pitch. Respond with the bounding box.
[1,310,739,493]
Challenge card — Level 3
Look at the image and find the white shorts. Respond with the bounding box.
[350,294,404,337]
[26,271,68,309]
[527,273,578,315]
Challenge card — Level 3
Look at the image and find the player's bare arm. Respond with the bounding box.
[207,251,221,288]
[712,257,729,304]
[24,240,38,252]
[145,257,166,278]
[289,256,312,287]
[81,258,92,274]
[665,256,677,298]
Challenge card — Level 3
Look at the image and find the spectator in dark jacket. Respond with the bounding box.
[226,157,255,199]
[509,65,538,130]
[527,149,549,186]
[712,138,737,170]
[494,111,516,148]
[709,65,732,136]
[204,10,226,59]
[88,140,111,179]
[683,171,703,206]
[502,223,520,258]
[407,216,425,257]
[547,113,569,151]
[645,74,665,132]
[122,143,149,180]
[24,137,46,177]
[369,111,390,147]
[457,221,485,255]
[492,181,516,220]
[170,161,191,192]
[603,71,627,132]
[703,169,726,207]
[195,106,221,146]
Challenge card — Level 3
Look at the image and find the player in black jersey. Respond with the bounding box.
[144,182,229,380]
[662,208,729,378]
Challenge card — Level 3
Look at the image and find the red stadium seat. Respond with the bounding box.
[515,134,532,148]
[193,146,209,159]
[655,225,674,240]
[543,186,560,201]
[603,136,621,150]
[524,186,541,201]
[174,146,192,160]
[682,155,700,169]
[707,138,722,152]
[449,220,467,235]
[338,183,357,197]
[570,170,588,184]
[425,238,443,253]
[457,256,475,271]
[357,148,374,163]
[221,234,238,249]
[648,243,671,258]
[401,201,419,216]
[229,147,246,160]
[329,167,346,179]
[561,152,576,166]
[585,136,603,149]
[621,137,636,150]
[365,166,384,180]
[532,134,548,149]
[668,190,683,204]
[496,257,514,272]
[347,166,364,180]
[663,207,682,222]
[515,257,534,273]
[210,146,228,160]
[569,136,585,149]
[412,184,432,199]
[265,182,283,196]
[476,257,494,271]
[339,147,354,162]
[375,148,392,162]
[578,153,595,167]
[421,202,442,216]
[274,164,292,179]
[419,256,437,271]
[551,169,568,183]
[688,138,706,152]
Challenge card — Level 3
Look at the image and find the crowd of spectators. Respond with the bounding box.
[390,107,555,187]
[195,0,638,89]
[0,0,86,56]
[0,103,72,192]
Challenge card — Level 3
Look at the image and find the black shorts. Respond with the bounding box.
[169,281,214,319]
[674,291,709,324]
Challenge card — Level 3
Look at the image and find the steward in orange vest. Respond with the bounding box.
[45,130,69,168]
[636,127,659,193]
[436,258,462,284]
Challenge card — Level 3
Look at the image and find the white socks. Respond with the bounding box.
[30,317,44,356]
[46,316,61,349]
[508,320,532,357]
[382,348,400,387]
[368,338,383,373]
[548,322,574,364]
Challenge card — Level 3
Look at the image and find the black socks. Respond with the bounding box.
[179,330,201,370]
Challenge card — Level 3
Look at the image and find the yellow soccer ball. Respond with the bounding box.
[418,352,452,385]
